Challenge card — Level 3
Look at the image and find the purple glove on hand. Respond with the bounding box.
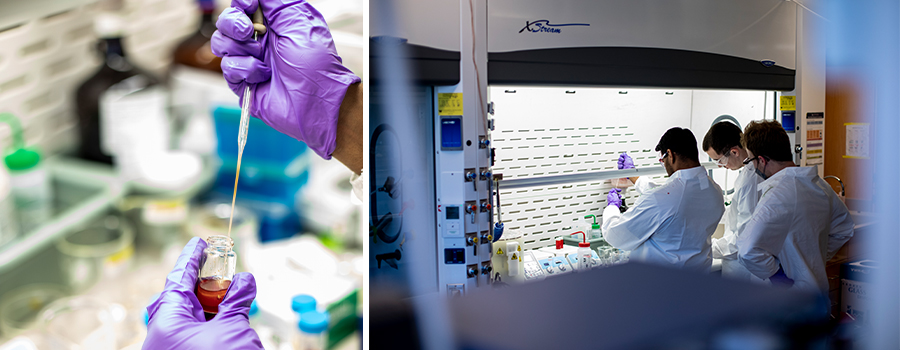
[143,237,263,350]
[607,188,623,208]
[618,152,635,170]
[212,0,361,159]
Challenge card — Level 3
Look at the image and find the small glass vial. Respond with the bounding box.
[294,310,329,350]
[196,235,236,319]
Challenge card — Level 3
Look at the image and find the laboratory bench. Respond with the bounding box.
[0,156,363,349]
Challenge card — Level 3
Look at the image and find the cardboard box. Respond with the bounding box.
[840,259,876,324]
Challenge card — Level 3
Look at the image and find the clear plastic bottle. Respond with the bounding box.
[0,113,45,236]
[196,235,236,319]
[5,147,50,234]
[294,310,329,350]
[569,231,592,271]
[584,214,601,240]
[0,164,18,247]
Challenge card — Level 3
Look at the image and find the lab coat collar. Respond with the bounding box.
[759,165,817,187]
[671,165,707,180]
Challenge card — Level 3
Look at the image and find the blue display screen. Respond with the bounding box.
[445,248,465,264]
[441,117,463,150]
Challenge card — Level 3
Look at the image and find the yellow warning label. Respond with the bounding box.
[511,253,518,260]
[517,245,521,251]
[438,93,463,116]
[497,248,504,255]
[780,96,796,111]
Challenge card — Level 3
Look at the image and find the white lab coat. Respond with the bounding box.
[602,166,725,273]
[350,172,364,201]
[737,166,855,292]
[712,162,763,282]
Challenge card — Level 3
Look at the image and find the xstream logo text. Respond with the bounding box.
[519,20,590,34]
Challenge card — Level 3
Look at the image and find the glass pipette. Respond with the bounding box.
[227,10,265,238]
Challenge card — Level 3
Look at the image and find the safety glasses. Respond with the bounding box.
[743,155,764,165]
[658,152,668,165]
[714,151,731,167]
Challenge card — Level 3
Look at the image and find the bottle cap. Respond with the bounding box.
[4,148,40,171]
[592,223,600,230]
[298,310,329,334]
[579,242,591,248]
[291,294,316,313]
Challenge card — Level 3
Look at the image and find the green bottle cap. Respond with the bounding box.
[4,148,41,171]
[592,223,600,230]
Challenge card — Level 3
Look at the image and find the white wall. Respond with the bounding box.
[489,85,772,250]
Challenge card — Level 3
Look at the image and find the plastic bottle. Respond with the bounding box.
[294,310,329,350]
[0,164,18,247]
[1,113,50,234]
[569,231,592,271]
[291,294,317,314]
[584,214,601,240]
[5,148,50,234]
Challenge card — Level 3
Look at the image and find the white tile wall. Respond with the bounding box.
[0,0,201,155]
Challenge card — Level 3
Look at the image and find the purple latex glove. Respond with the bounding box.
[143,237,263,350]
[607,188,623,208]
[211,0,361,160]
[769,265,795,288]
[618,152,635,170]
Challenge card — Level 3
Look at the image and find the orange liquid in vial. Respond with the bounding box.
[196,279,231,314]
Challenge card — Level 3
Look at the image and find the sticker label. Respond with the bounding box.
[438,93,463,116]
[780,96,796,111]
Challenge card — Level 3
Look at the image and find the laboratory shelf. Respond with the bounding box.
[0,156,217,274]
[0,157,125,274]
[499,161,718,189]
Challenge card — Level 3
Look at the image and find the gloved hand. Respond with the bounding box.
[769,265,795,288]
[143,237,263,350]
[617,152,635,170]
[212,0,361,160]
[607,188,623,208]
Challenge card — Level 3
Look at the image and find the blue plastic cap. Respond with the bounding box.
[291,294,316,313]
[249,299,259,317]
[298,311,329,334]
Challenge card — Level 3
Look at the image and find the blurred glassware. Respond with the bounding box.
[136,198,189,263]
[75,11,161,165]
[189,202,258,270]
[0,284,67,338]
[171,0,234,157]
[55,215,134,293]
[39,296,125,350]
[172,0,221,73]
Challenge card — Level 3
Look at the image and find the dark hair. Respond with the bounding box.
[742,120,793,162]
[655,127,699,162]
[702,121,743,154]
